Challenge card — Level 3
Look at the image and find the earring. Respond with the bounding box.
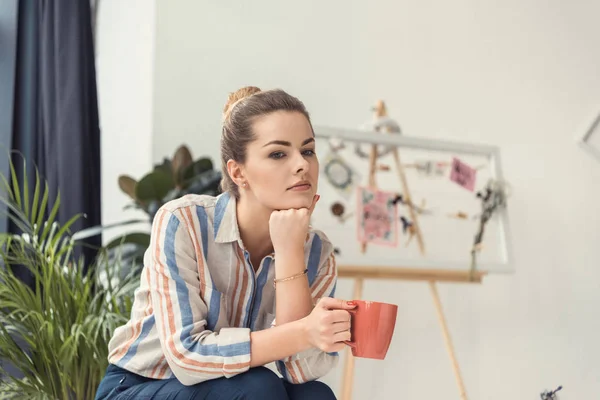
[241,182,247,187]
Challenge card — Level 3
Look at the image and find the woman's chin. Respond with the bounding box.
[272,198,313,210]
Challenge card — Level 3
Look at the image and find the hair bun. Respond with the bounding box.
[223,86,262,119]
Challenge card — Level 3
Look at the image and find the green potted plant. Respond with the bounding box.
[76,144,222,277]
[0,155,137,399]
[118,144,221,220]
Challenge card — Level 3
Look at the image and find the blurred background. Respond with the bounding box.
[1,1,599,399]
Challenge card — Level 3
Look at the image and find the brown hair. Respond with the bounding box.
[220,86,313,198]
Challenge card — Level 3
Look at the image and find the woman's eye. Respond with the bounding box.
[269,151,285,159]
[302,149,316,156]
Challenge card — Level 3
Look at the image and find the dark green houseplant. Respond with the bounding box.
[74,144,222,281]
[0,155,137,399]
[97,144,222,273]
[117,144,221,221]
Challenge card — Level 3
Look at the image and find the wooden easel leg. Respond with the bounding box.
[428,281,468,400]
[340,278,363,400]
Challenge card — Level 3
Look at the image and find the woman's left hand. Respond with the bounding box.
[269,194,319,255]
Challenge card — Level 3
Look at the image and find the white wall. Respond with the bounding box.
[151,1,600,398]
[96,0,156,244]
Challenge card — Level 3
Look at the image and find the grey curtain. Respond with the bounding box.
[0,0,18,236]
[0,0,19,380]
[10,0,102,275]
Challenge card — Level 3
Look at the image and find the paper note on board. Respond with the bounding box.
[356,186,398,247]
[450,157,477,191]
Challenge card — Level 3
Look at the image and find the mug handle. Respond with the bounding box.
[343,309,357,348]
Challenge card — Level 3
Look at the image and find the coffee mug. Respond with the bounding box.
[344,300,398,359]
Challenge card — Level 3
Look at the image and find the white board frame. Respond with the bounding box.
[578,110,600,163]
[313,125,515,274]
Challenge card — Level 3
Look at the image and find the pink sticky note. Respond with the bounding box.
[356,187,398,247]
[450,157,476,191]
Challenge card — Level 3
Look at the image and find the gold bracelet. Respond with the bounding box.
[273,268,308,288]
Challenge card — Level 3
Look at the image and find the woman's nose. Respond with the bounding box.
[295,155,310,174]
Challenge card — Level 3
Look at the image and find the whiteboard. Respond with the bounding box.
[311,126,514,274]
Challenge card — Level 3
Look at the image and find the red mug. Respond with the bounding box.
[345,300,398,359]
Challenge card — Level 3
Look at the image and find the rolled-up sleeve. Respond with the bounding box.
[274,238,340,384]
[149,207,251,385]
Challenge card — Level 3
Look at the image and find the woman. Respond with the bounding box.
[94,86,356,399]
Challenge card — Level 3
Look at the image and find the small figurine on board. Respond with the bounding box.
[400,216,416,247]
[405,160,449,177]
[391,194,431,215]
[354,101,402,159]
[540,385,562,400]
[470,179,510,274]
[328,136,345,152]
[330,202,353,224]
[322,152,360,199]
[448,211,469,220]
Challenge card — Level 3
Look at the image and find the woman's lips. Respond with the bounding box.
[288,184,311,191]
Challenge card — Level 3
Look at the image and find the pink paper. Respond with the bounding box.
[450,157,476,191]
[356,187,398,247]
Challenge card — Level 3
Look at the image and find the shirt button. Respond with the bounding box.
[119,376,126,384]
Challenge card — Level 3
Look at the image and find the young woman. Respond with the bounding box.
[93,87,356,399]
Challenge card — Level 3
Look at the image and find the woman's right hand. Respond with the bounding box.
[302,298,357,353]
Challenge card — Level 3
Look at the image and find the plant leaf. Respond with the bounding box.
[172,145,193,186]
[117,175,139,202]
[135,170,174,202]
[105,232,151,249]
[30,169,42,227]
[153,157,172,176]
[182,157,214,183]
[8,154,22,211]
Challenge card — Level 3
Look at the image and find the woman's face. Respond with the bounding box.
[238,110,318,211]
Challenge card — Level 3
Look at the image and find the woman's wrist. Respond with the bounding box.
[273,245,304,260]
[249,317,313,368]
[297,316,313,349]
[274,251,306,278]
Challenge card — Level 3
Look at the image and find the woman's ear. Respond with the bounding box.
[226,159,245,186]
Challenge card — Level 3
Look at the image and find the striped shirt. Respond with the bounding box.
[107,192,339,386]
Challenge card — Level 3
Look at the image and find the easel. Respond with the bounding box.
[339,101,484,400]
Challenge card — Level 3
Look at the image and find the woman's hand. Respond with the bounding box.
[269,194,319,256]
[302,297,356,353]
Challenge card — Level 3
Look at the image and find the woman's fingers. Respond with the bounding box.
[333,320,351,334]
[330,309,352,323]
[333,330,352,343]
[318,297,356,311]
